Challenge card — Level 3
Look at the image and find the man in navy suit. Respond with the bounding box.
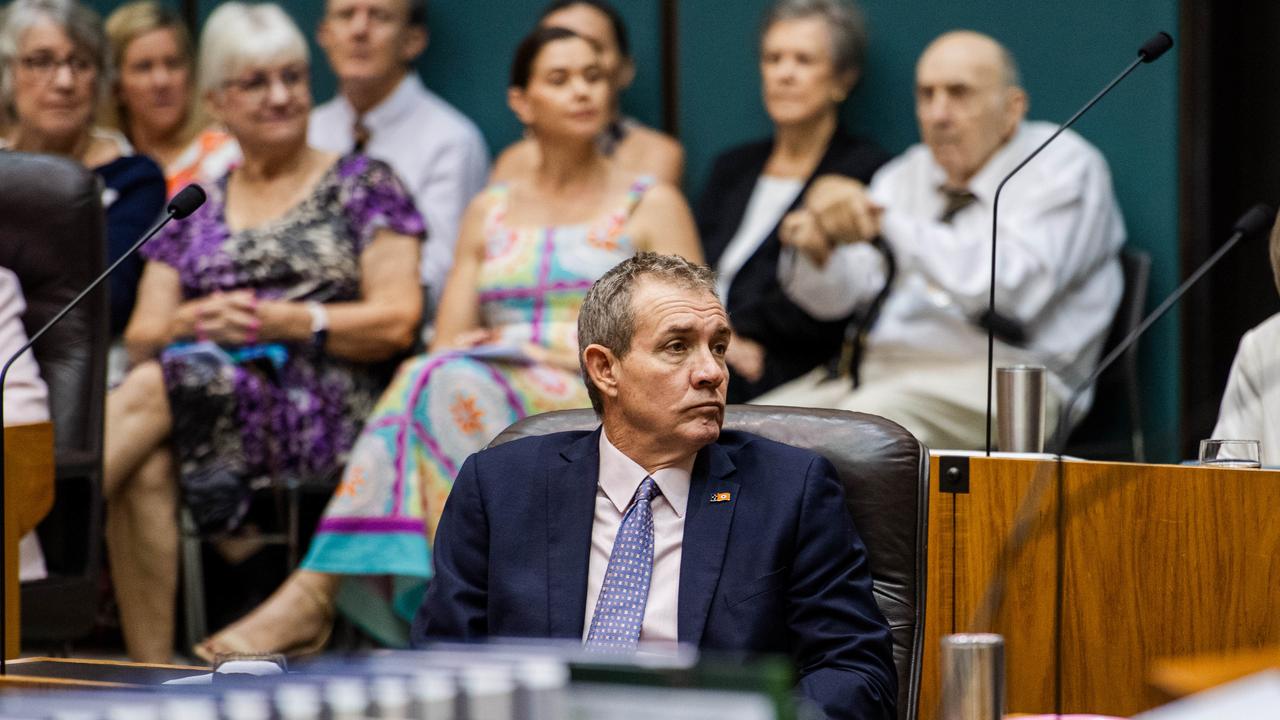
[412,253,896,720]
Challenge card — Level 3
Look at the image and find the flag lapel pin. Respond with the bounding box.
[710,491,732,503]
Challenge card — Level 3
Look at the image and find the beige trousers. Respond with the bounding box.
[751,355,1062,452]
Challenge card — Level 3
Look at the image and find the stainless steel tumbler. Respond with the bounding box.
[940,633,1005,720]
[996,365,1046,452]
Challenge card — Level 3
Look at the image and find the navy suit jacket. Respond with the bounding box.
[411,428,897,720]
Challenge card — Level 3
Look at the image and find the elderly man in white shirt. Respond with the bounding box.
[758,30,1125,450]
[309,0,489,306]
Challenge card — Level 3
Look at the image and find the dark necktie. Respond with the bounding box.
[585,476,661,652]
[936,185,1028,345]
[352,116,371,153]
[938,186,978,224]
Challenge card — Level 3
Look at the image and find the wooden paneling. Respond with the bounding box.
[922,456,1280,717]
[4,421,54,659]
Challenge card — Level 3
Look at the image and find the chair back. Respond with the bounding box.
[491,405,929,720]
[1067,248,1151,460]
[0,152,109,644]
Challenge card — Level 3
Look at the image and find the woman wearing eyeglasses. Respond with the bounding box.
[0,0,166,346]
[104,2,424,662]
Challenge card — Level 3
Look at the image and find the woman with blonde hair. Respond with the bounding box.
[103,1,238,195]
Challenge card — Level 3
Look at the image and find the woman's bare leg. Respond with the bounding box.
[104,361,178,663]
[195,570,340,660]
[105,362,172,497]
[106,447,178,662]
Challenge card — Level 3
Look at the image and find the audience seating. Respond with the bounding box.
[0,152,109,652]
[490,405,930,720]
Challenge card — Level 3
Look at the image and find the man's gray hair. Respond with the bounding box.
[761,0,868,77]
[578,253,719,415]
[0,0,110,124]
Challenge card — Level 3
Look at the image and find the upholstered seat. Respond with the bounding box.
[0,152,109,647]
[491,404,929,720]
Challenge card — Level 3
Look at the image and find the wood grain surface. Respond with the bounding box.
[4,421,54,659]
[920,456,1280,718]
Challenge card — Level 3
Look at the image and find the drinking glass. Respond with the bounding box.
[1198,439,1262,468]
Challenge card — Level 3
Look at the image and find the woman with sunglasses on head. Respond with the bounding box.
[104,1,424,663]
[0,0,166,355]
[491,0,683,185]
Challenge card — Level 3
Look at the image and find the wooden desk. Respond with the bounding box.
[920,456,1280,717]
[4,422,54,659]
[0,657,204,691]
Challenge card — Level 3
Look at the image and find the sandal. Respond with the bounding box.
[192,573,335,663]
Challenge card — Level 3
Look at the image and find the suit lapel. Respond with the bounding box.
[545,429,601,639]
[678,440,741,645]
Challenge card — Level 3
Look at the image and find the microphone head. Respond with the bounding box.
[1232,203,1276,237]
[167,184,207,219]
[1138,32,1173,62]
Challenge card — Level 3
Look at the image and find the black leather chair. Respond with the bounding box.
[490,405,929,720]
[0,152,109,650]
[1066,249,1151,461]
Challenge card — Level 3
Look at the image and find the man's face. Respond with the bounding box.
[608,278,730,457]
[914,33,1026,187]
[318,0,425,86]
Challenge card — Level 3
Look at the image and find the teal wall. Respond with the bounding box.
[87,0,1181,460]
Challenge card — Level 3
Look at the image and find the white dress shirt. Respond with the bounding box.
[310,74,490,299]
[583,430,692,646]
[1212,312,1280,466]
[781,121,1125,410]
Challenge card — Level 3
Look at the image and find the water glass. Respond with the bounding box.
[1198,439,1261,468]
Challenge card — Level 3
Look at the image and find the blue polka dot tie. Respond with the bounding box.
[585,475,661,652]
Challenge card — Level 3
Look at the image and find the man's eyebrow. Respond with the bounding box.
[658,322,696,335]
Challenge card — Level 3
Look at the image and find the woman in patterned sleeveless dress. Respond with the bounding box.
[196,26,702,659]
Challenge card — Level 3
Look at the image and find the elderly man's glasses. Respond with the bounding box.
[222,65,308,99]
[18,52,96,80]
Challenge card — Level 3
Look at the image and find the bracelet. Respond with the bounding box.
[244,317,261,345]
[307,301,329,353]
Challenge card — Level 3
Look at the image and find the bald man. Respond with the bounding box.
[756,31,1125,449]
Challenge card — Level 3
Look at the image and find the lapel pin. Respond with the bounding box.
[710,492,732,503]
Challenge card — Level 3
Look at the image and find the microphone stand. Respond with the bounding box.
[984,32,1173,455]
[968,203,1273,716]
[0,183,203,673]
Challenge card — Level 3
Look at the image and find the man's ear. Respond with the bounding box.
[1004,85,1029,135]
[316,18,333,55]
[583,344,620,402]
[400,25,428,63]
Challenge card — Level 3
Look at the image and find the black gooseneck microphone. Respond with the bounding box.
[0,183,206,673]
[983,31,1174,456]
[967,202,1274,717]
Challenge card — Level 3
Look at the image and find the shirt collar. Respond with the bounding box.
[358,73,426,132]
[335,73,424,131]
[925,121,1029,205]
[598,429,692,518]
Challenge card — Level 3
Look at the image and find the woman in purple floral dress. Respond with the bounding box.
[103,3,423,663]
